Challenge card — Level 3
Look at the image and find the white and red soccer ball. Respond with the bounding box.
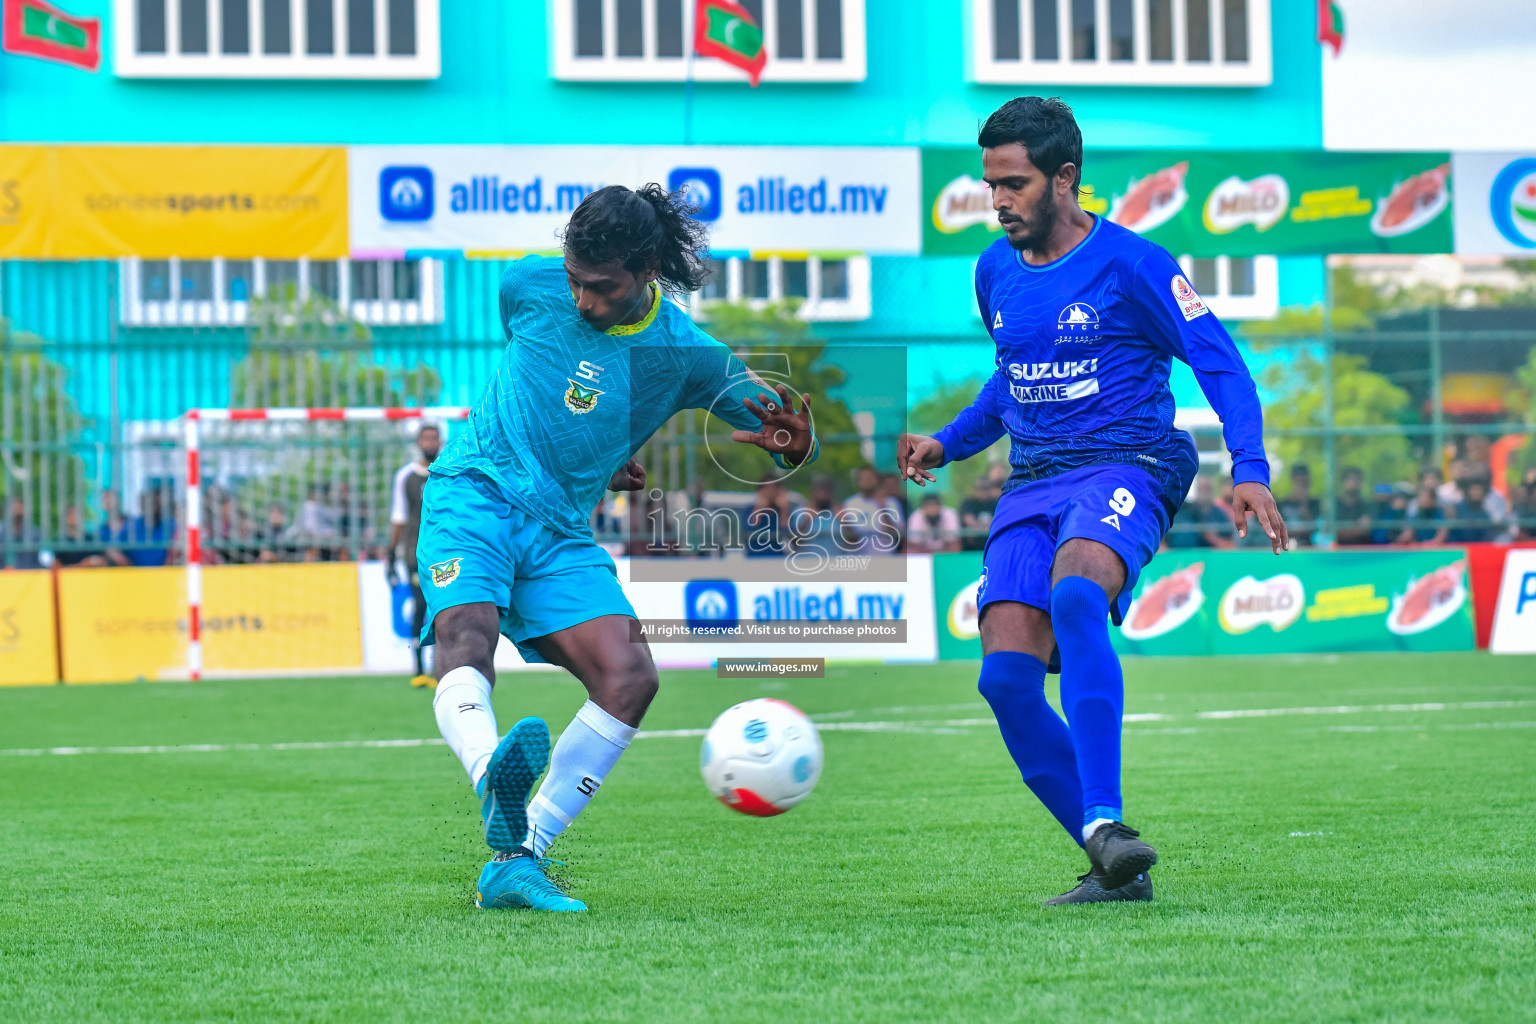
[700,698,823,816]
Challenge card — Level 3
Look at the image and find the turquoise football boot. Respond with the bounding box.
[474,717,551,853]
[476,852,587,912]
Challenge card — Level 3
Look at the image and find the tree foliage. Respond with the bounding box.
[907,376,1008,503]
[0,323,90,522]
[679,301,866,494]
[1260,351,1418,495]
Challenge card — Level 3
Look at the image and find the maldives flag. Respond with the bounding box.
[3,0,101,71]
[1317,0,1343,57]
[694,0,766,87]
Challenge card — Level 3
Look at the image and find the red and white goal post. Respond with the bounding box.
[183,406,470,681]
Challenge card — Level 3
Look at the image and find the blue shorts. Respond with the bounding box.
[416,472,635,664]
[979,464,1178,627]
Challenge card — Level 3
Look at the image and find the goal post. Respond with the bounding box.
[183,406,470,681]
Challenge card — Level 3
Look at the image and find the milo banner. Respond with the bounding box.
[931,549,1474,660]
[923,149,1454,258]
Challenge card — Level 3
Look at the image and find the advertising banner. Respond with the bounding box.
[924,148,1454,258]
[350,145,921,257]
[622,555,937,666]
[0,570,58,685]
[931,551,985,662]
[0,145,51,258]
[1115,549,1474,656]
[1452,152,1536,255]
[200,563,362,673]
[58,566,183,684]
[1489,549,1536,655]
[52,146,349,259]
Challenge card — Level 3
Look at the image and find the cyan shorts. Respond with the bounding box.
[416,472,635,664]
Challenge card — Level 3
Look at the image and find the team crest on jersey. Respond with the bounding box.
[1171,275,1209,321]
[1055,302,1102,344]
[428,558,462,587]
[563,379,605,414]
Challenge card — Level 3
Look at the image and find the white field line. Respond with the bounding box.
[3,699,1533,758]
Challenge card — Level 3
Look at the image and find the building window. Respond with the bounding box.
[552,0,865,82]
[1177,255,1277,320]
[119,256,444,326]
[973,0,1270,85]
[113,0,439,77]
[689,255,871,321]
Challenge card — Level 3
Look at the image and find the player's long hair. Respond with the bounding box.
[561,183,712,295]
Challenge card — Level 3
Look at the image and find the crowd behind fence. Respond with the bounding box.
[4,314,1536,568]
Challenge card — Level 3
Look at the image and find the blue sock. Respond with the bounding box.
[1050,576,1124,830]
[977,650,1084,845]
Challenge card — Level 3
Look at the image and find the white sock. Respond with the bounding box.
[433,666,499,787]
[523,700,637,857]
[1083,817,1116,843]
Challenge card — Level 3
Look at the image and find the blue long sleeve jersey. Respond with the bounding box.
[432,255,817,538]
[933,216,1269,495]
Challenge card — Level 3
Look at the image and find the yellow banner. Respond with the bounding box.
[0,570,59,686]
[58,567,184,684]
[0,145,348,259]
[0,146,52,259]
[201,563,361,673]
[57,563,363,682]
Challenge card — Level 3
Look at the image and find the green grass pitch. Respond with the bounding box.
[1,652,1533,1022]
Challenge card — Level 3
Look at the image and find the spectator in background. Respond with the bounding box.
[1513,468,1536,541]
[793,474,849,560]
[1278,463,1321,546]
[879,472,908,524]
[745,474,790,557]
[1167,475,1232,549]
[53,505,108,567]
[959,473,1001,552]
[130,486,173,566]
[96,488,133,566]
[907,493,961,553]
[843,465,901,554]
[1450,477,1496,543]
[1402,482,1449,545]
[1334,467,1374,546]
[1372,483,1410,544]
[1419,465,1446,506]
[0,498,43,569]
[299,483,339,562]
[259,503,298,563]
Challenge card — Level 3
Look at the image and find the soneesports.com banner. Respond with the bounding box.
[930,549,1475,660]
[923,148,1454,258]
[0,144,349,259]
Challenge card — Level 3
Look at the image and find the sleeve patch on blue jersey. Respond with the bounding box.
[1171,275,1210,321]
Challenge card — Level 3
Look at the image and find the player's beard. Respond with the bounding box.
[1003,190,1058,253]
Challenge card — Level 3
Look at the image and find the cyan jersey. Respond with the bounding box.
[433,255,809,538]
[934,216,1269,499]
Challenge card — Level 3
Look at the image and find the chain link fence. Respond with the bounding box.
[3,262,1535,565]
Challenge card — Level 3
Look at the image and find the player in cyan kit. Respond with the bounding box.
[899,97,1289,905]
[419,184,818,912]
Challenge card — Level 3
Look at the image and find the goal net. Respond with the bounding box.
[182,406,467,680]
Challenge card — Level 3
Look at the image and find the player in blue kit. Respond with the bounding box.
[899,97,1289,905]
[419,184,818,912]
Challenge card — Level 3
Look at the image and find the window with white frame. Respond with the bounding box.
[114,0,439,77]
[120,256,444,326]
[552,0,865,82]
[1177,254,1277,320]
[973,0,1270,85]
[688,255,870,321]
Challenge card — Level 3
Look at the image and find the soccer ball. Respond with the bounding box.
[700,698,823,816]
